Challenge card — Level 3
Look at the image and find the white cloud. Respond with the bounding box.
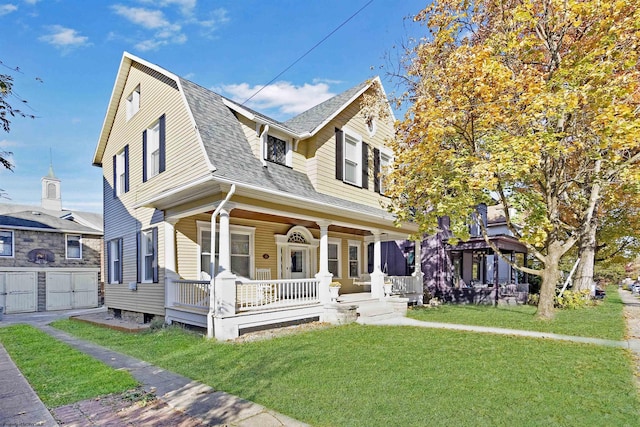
[0,4,18,16]
[39,25,90,50]
[112,4,187,51]
[23,0,39,4]
[0,139,21,148]
[111,2,228,51]
[220,81,336,117]
[197,7,229,30]
[140,0,196,17]
[112,5,171,29]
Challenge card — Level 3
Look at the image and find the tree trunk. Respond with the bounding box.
[536,246,562,320]
[574,240,596,292]
[574,212,598,292]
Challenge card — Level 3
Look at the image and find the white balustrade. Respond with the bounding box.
[236,278,320,312]
[172,278,320,313]
[388,275,421,295]
[173,280,210,310]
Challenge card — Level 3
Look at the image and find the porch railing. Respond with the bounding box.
[173,279,210,311]
[388,275,422,295]
[237,278,320,312]
[171,278,321,313]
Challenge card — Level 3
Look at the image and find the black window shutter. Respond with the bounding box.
[106,240,111,282]
[142,130,147,183]
[124,145,130,193]
[118,238,123,283]
[159,114,166,173]
[152,227,159,283]
[335,128,343,180]
[362,142,369,189]
[136,231,141,283]
[112,155,117,198]
[374,147,381,193]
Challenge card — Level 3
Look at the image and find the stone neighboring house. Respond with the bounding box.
[92,52,421,340]
[0,166,103,313]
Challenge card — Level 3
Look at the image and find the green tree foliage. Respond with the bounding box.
[387,0,640,319]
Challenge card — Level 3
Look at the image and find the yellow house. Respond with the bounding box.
[93,52,421,340]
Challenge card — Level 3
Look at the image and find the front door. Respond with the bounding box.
[290,247,308,279]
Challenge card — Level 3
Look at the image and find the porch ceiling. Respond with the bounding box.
[232,209,370,236]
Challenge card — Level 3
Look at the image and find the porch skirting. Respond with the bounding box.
[165,303,325,339]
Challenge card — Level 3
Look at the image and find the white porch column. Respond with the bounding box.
[370,230,385,299]
[315,220,333,305]
[211,207,239,340]
[164,219,178,309]
[413,239,424,305]
[218,208,231,274]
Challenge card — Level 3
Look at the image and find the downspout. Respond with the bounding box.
[259,124,269,167]
[207,184,236,339]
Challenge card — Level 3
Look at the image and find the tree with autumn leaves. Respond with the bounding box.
[386,0,640,319]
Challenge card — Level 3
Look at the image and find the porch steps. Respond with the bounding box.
[337,293,406,324]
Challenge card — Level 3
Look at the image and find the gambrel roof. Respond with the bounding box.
[94,52,403,225]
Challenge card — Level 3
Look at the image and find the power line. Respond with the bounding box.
[241,0,374,106]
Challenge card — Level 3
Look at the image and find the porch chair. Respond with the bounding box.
[256,268,271,280]
[255,268,277,304]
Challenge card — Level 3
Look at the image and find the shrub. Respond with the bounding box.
[554,289,597,309]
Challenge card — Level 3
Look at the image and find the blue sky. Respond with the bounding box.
[0,0,426,213]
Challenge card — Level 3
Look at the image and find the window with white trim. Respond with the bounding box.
[66,234,82,259]
[115,149,127,196]
[146,121,160,178]
[141,229,156,283]
[348,241,360,278]
[0,230,14,257]
[379,150,392,195]
[198,222,255,279]
[265,135,290,166]
[126,85,140,120]
[344,131,362,186]
[108,238,122,284]
[328,238,341,278]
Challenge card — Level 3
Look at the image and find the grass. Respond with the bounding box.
[409,285,626,340]
[52,319,640,426]
[0,324,139,407]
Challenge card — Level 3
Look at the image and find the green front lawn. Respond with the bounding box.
[52,319,640,426]
[409,286,625,340]
[0,325,139,407]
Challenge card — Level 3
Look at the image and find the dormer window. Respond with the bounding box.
[126,85,140,120]
[264,134,292,166]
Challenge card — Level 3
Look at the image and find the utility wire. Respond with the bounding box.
[241,0,374,106]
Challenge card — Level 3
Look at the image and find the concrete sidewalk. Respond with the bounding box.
[35,324,307,426]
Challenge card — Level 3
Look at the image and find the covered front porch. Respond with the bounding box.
[428,235,530,305]
[160,188,421,340]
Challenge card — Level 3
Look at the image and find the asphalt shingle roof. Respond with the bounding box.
[283,81,369,134]
[0,203,102,233]
[0,210,101,234]
[179,78,389,218]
